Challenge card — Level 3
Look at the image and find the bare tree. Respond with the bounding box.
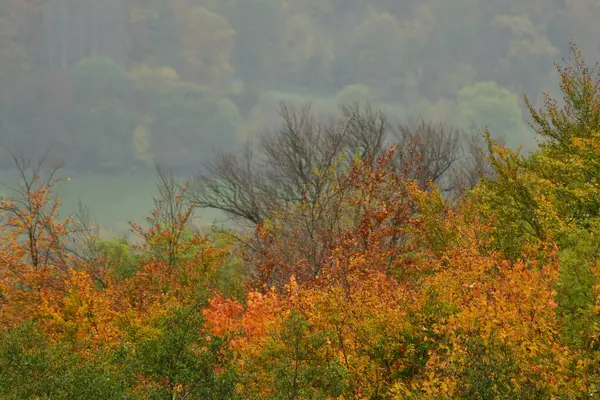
[187,102,388,227]
[449,132,495,197]
[66,200,104,277]
[189,142,269,226]
[390,118,463,192]
[187,102,486,286]
[189,102,480,224]
[130,165,197,268]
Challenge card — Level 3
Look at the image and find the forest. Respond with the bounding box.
[4,0,600,399]
[3,38,600,398]
[2,0,600,174]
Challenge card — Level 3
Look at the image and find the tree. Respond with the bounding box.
[526,41,600,150]
[131,73,241,174]
[0,150,80,333]
[190,103,474,225]
[348,11,406,90]
[130,166,196,269]
[174,5,235,89]
[0,323,127,399]
[69,57,136,172]
[457,81,535,151]
[125,0,180,67]
[218,0,286,87]
[125,303,238,399]
[189,103,482,285]
[469,45,600,381]
[237,310,348,399]
[0,150,72,271]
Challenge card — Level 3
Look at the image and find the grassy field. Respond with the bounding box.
[0,170,227,238]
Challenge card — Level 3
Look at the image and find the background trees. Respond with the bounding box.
[2,0,600,178]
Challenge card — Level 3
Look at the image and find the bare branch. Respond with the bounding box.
[186,102,483,287]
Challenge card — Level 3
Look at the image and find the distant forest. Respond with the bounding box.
[0,0,597,173]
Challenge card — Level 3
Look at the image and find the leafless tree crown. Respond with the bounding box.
[188,102,489,227]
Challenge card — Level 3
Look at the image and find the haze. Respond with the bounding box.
[0,0,596,234]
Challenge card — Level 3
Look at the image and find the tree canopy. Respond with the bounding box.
[4,43,600,399]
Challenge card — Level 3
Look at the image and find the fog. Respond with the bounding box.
[0,0,597,234]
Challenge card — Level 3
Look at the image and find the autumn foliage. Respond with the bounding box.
[5,44,600,399]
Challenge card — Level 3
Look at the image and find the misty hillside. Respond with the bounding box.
[0,0,598,230]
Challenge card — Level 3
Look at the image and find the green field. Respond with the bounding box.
[0,170,227,238]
